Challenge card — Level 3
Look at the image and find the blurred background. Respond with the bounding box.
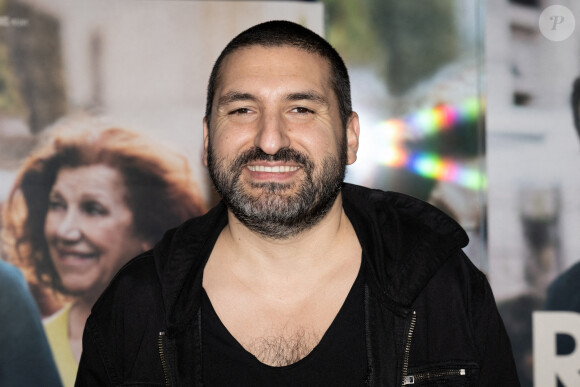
[0,0,485,266]
[5,0,580,385]
[488,2,580,385]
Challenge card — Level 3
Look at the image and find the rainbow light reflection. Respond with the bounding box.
[377,97,485,190]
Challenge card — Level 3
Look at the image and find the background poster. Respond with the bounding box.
[487,1,580,386]
[0,0,486,385]
[0,0,325,205]
[0,1,325,385]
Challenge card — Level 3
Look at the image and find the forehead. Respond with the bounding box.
[216,45,333,94]
[52,165,125,198]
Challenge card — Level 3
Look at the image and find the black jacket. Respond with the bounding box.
[76,184,519,386]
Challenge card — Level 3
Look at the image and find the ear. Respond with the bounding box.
[203,117,210,167]
[345,112,360,165]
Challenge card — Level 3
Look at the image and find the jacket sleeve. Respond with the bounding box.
[75,251,167,386]
[469,263,521,386]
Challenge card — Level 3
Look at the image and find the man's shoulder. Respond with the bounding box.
[91,202,229,320]
[342,183,468,247]
[92,251,160,315]
[546,261,580,311]
[342,183,453,219]
[551,261,580,289]
[0,261,25,289]
[343,184,472,306]
[153,201,228,263]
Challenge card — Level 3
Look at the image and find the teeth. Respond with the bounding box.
[248,165,300,173]
[62,253,97,260]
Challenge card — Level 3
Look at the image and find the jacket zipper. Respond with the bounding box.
[158,331,170,387]
[403,368,466,385]
[363,285,374,385]
[401,311,416,386]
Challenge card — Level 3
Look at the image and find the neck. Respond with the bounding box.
[68,297,94,362]
[69,297,93,332]
[203,192,361,314]
[222,194,352,278]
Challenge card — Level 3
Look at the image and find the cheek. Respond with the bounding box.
[88,215,132,249]
[99,218,142,260]
[213,122,256,150]
[298,131,334,156]
[208,133,228,158]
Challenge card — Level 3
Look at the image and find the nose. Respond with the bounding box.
[55,209,83,243]
[254,111,290,155]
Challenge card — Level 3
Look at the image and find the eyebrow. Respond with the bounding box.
[48,189,62,198]
[217,91,257,109]
[285,91,329,106]
[217,90,329,109]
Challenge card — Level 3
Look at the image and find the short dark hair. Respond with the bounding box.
[572,77,580,137]
[205,20,352,128]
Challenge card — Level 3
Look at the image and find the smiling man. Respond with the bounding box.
[76,21,519,386]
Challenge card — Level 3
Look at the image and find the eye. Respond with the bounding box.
[229,107,253,115]
[81,200,108,216]
[47,197,66,211]
[291,107,314,114]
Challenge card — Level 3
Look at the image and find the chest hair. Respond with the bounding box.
[245,327,321,367]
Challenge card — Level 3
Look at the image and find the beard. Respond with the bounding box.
[207,140,347,239]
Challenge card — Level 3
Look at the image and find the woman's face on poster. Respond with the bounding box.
[44,164,149,299]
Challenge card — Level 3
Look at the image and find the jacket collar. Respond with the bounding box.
[342,184,468,309]
[153,202,228,332]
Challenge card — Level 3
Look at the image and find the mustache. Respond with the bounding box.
[231,147,312,171]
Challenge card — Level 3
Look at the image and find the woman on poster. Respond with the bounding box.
[2,116,206,386]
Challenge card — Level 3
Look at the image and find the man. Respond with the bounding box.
[76,20,518,386]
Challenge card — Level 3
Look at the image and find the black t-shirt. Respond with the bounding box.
[201,260,368,386]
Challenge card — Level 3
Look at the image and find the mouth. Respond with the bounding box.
[247,165,301,173]
[56,250,99,262]
[50,249,100,274]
